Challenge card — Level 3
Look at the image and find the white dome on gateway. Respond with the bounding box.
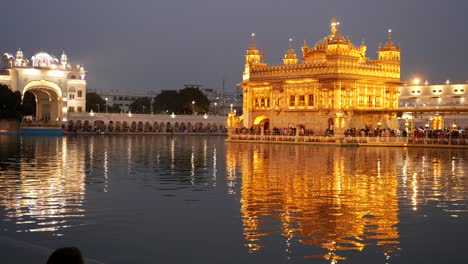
[31,51,59,68]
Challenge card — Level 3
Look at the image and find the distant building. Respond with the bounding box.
[185,84,242,115]
[89,89,151,112]
[399,82,467,129]
[218,91,242,116]
[0,49,86,126]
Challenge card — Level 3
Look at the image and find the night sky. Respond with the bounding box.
[2,0,467,95]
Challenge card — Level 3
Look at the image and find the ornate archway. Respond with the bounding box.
[22,80,64,127]
[253,115,270,131]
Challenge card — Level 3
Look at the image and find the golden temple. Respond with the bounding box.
[238,18,401,134]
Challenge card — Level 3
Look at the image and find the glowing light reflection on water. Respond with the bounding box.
[0,135,466,263]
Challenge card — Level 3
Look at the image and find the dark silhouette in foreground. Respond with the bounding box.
[47,247,84,264]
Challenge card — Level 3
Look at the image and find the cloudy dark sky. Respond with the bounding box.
[2,0,467,95]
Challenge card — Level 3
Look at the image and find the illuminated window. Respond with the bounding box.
[454,88,465,95]
[77,90,82,98]
[77,106,82,112]
[299,95,305,106]
[289,95,295,107]
[68,106,75,112]
[308,95,314,106]
[375,96,381,107]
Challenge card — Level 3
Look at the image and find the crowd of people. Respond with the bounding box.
[231,126,468,145]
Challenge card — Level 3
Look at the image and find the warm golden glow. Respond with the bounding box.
[226,143,401,259]
[284,79,316,84]
[226,145,468,259]
[238,18,401,132]
[253,115,269,125]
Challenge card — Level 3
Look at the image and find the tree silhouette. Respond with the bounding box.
[153,88,209,115]
[86,92,106,112]
[22,91,36,116]
[129,97,152,113]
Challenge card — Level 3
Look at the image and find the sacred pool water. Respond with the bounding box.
[0,135,466,263]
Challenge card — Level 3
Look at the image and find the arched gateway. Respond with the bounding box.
[0,49,87,127]
[23,80,63,126]
[253,115,270,131]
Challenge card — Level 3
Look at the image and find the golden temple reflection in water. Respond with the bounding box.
[226,143,468,261]
[0,136,86,234]
[226,143,401,260]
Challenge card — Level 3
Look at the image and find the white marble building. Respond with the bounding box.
[399,82,468,129]
[0,49,87,126]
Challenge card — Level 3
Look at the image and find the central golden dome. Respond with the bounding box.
[302,18,364,62]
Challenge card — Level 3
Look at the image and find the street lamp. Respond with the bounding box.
[96,104,100,112]
[105,97,108,113]
[214,102,218,115]
[230,103,233,112]
[192,100,195,115]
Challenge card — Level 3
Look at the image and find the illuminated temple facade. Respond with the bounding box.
[0,50,87,126]
[238,18,401,133]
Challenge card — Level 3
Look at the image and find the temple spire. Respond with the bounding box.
[61,51,68,69]
[245,33,261,64]
[330,17,340,36]
[283,38,298,65]
[378,28,400,61]
[249,33,257,50]
[384,29,395,48]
